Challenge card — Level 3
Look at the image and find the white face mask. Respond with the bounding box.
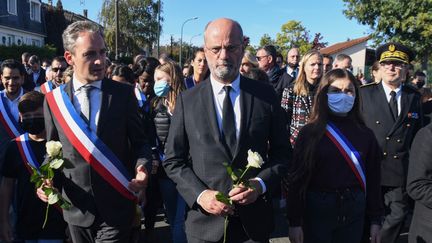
[327,93,355,114]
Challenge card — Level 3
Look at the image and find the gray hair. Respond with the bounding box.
[62,21,103,53]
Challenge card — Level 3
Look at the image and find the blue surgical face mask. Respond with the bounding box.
[153,80,170,97]
[327,93,355,115]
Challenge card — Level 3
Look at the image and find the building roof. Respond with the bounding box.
[320,36,370,55]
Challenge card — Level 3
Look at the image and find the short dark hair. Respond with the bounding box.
[1,59,26,75]
[243,67,269,82]
[260,45,277,63]
[112,65,135,84]
[28,55,40,65]
[322,54,333,62]
[18,91,45,113]
[414,70,426,78]
[52,56,67,64]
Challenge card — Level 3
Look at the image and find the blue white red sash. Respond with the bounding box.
[134,84,149,112]
[46,86,137,202]
[40,81,54,94]
[0,92,23,138]
[325,122,366,191]
[15,133,40,174]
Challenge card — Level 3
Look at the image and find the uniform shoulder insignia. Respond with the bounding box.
[360,81,380,88]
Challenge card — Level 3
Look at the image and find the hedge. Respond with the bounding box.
[0,44,57,61]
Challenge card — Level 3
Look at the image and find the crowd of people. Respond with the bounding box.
[0,17,430,243]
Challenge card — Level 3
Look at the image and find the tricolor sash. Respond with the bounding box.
[40,81,54,94]
[325,122,366,191]
[0,92,23,138]
[134,84,149,112]
[15,133,40,174]
[46,86,137,202]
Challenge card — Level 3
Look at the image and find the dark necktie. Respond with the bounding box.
[222,86,236,158]
[291,70,297,79]
[389,90,398,120]
[81,85,93,125]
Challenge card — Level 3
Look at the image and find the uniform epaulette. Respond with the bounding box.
[360,81,380,88]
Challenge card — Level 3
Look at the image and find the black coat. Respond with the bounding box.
[360,82,423,186]
[163,76,291,242]
[44,79,152,227]
[407,123,432,243]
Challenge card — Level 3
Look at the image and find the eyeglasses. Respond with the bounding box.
[380,61,405,69]
[51,67,67,73]
[205,44,242,55]
[256,55,269,61]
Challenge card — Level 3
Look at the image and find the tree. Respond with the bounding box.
[259,34,276,47]
[311,33,328,50]
[343,0,432,69]
[100,0,162,58]
[275,20,312,55]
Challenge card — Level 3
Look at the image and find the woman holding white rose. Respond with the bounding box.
[286,69,383,243]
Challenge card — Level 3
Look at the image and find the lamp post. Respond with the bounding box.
[187,33,201,61]
[179,16,198,67]
[115,0,119,61]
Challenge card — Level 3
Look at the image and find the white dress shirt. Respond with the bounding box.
[382,82,402,116]
[286,66,299,78]
[210,75,241,139]
[32,70,40,85]
[2,88,23,122]
[72,76,102,132]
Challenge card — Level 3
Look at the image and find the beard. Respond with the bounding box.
[212,61,238,81]
[288,62,299,69]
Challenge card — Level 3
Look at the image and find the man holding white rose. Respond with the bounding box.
[163,18,291,243]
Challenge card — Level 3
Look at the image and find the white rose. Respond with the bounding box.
[247,149,264,168]
[46,141,62,157]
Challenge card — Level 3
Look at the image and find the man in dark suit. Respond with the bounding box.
[360,43,423,243]
[407,123,432,243]
[163,18,291,243]
[37,21,151,242]
[256,45,293,101]
[23,55,46,91]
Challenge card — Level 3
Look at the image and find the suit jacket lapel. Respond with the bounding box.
[375,83,395,124]
[388,87,413,135]
[233,77,252,161]
[97,79,112,135]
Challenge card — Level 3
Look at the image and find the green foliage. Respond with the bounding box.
[276,20,312,55]
[342,0,432,68]
[0,44,56,61]
[259,34,276,47]
[100,0,162,58]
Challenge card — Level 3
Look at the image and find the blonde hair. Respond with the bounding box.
[243,50,258,68]
[154,61,185,112]
[293,50,322,96]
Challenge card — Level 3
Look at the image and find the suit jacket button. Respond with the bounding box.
[386,137,390,140]
[393,155,399,159]
[383,152,387,156]
[376,121,380,124]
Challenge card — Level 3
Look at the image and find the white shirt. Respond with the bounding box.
[72,76,102,132]
[32,70,40,85]
[2,88,23,122]
[210,75,241,138]
[286,66,299,78]
[381,82,402,116]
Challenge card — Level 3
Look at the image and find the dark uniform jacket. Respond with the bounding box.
[360,82,423,187]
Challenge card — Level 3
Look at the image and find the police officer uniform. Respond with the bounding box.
[360,43,423,243]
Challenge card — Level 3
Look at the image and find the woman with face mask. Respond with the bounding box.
[148,61,187,243]
[281,50,323,147]
[286,69,383,243]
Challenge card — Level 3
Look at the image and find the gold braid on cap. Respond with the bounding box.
[380,50,409,63]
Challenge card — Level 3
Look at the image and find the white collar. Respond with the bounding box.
[210,74,240,94]
[72,74,102,92]
[381,81,401,96]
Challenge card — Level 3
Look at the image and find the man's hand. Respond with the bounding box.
[288,226,303,243]
[128,165,148,193]
[36,179,54,203]
[370,224,381,243]
[228,179,262,205]
[0,219,13,242]
[197,190,233,216]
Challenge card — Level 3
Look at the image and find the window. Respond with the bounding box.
[7,35,15,46]
[7,0,17,15]
[31,39,41,47]
[30,0,41,22]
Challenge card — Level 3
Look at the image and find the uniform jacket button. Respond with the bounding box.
[393,155,399,159]
[386,137,390,140]
[376,121,380,124]
[406,123,411,127]
[397,139,402,143]
[383,152,387,156]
